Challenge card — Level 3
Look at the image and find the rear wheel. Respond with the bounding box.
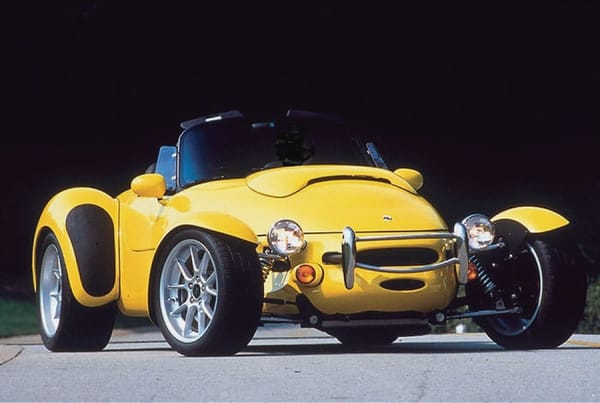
[37,232,116,351]
[153,229,263,356]
[473,235,586,349]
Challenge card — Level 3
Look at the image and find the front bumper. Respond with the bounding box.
[261,223,469,316]
[324,224,469,289]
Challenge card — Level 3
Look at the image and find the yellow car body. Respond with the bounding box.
[32,109,585,356]
[33,165,459,315]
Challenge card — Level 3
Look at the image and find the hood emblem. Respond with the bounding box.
[383,215,393,221]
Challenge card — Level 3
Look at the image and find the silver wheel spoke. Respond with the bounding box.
[170,303,187,316]
[201,300,214,320]
[51,289,62,320]
[189,245,199,274]
[205,272,217,295]
[183,305,197,336]
[39,243,63,338]
[197,308,207,330]
[197,253,210,280]
[159,237,219,344]
[175,258,192,281]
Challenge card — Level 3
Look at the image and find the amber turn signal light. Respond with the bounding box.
[467,262,478,281]
[295,264,324,286]
[296,264,316,284]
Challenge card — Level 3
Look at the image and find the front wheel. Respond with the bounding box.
[36,232,116,351]
[472,234,586,349]
[153,229,264,356]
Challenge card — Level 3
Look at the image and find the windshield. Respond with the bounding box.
[178,116,379,187]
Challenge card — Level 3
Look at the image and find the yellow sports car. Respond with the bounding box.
[32,109,587,356]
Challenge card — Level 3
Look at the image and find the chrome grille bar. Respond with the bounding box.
[341,224,468,289]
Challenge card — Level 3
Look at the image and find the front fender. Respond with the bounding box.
[173,211,258,245]
[491,206,569,233]
[146,212,258,321]
[32,187,119,307]
[490,206,569,256]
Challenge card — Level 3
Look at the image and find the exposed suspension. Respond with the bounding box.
[258,250,292,281]
[470,255,497,296]
[259,257,271,281]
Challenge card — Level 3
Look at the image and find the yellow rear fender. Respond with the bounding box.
[32,188,119,307]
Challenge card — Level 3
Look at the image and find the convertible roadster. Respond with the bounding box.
[32,109,587,356]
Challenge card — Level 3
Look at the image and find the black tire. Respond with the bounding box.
[152,229,263,356]
[476,235,586,349]
[36,232,116,352]
[327,327,399,346]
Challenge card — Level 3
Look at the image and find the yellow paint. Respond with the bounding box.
[492,206,569,233]
[32,165,473,319]
[262,234,458,315]
[393,168,423,191]
[246,165,419,197]
[130,173,166,198]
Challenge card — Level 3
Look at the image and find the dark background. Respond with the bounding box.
[3,1,599,297]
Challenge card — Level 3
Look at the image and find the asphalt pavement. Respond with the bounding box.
[2,324,600,364]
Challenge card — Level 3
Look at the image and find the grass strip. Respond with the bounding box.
[0,298,38,338]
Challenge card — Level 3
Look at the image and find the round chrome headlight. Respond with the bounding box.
[267,219,305,256]
[461,213,495,250]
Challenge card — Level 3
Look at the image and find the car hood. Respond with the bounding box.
[246,165,418,197]
[165,165,447,236]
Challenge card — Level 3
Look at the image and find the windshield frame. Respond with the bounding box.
[175,112,387,190]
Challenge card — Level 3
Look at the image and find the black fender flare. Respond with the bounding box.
[32,188,119,307]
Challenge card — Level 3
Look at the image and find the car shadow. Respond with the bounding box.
[98,329,599,356]
[101,340,597,356]
[239,340,503,356]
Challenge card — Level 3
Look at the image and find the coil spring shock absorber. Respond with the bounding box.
[258,250,291,281]
[258,256,272,281]
[469,255,497,296]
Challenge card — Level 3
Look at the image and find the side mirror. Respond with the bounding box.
[131,173,167,198]
[393,168,423,191]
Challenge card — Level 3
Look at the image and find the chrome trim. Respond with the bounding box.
[356,258,461,273]
[342,227,357,289]
[454,222,469,284]
[341,225,469,290]
[471,240,506,253]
